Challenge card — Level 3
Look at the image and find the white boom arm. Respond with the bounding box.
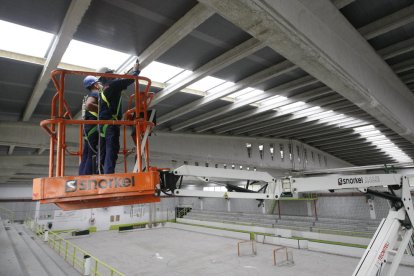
[172,166,414,276]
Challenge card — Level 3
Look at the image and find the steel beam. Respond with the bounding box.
[22,0,92,121]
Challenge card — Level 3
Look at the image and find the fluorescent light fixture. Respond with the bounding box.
[61,40,130,70]
[187,76,226,92]
[207,81,235,94]
[140,61,184,83]
[0,20,55,58]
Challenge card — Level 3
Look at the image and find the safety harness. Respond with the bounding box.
[98,88,125,138]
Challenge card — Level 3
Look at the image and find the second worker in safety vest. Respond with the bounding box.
[98,60,141,174]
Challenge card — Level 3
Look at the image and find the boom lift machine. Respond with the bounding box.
[32,71,414,275]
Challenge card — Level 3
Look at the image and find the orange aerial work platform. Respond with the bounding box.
[32,69,161,210]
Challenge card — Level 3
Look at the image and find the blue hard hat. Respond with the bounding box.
[83,76,98,89]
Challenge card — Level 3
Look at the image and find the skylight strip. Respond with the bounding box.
[236,89,263,100]
[140,61,185,83]
[167,70,193,84]
[61,40,130,70]
[319,114,346,124]
[352,124,414,163]
[227,87,255,99]
[292,106,321,117]
[187,76,226,92]
[308,110,335,120]
[207,81,235,95]
[0,20,55,58]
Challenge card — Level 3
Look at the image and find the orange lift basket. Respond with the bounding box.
[32,69,160,210]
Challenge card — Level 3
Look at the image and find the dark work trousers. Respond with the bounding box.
[78,125,98,175]
[100,125,120,174]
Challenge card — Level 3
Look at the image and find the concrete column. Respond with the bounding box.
[262,201,266,214]
[43,230,48,242]
[200,198,204,211]
[83,255,91,276]
[368,198,376,220]
[307,201,313,217]
[34,201,40,221]
[227,199,231,212]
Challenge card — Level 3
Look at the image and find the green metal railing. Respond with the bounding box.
[25,219,124,276]
[0,206,15,222]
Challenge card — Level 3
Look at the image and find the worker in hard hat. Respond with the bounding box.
[79,76,101,175]
[97,60,141,174]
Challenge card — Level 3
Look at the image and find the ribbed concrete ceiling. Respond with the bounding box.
[0,0,414,185]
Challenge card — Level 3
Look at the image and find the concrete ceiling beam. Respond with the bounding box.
[223,99,352,135]
[194,85,329,133]
[392,58,414,74]
[0,121,78,148]
[332,0,355,9]
[22,0,92,121]
[157,60,297,125]
[0,50,93,71]
[139,3,214,69]
[198,0,414,145]
[401,73,414,84]
[260,108,365,137]
[7,145,15,155]
[358,4,414,40]
[379,37,414,60]
[248,106,366,137]
[151,38,265,105]
[171,76,319,131]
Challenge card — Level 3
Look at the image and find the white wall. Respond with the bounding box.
[176,193,414,221]
[35,198,177,231]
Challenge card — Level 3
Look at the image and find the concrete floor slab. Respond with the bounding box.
[70,227,414,276]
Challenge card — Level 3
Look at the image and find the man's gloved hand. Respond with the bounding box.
[133,59,140,72]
